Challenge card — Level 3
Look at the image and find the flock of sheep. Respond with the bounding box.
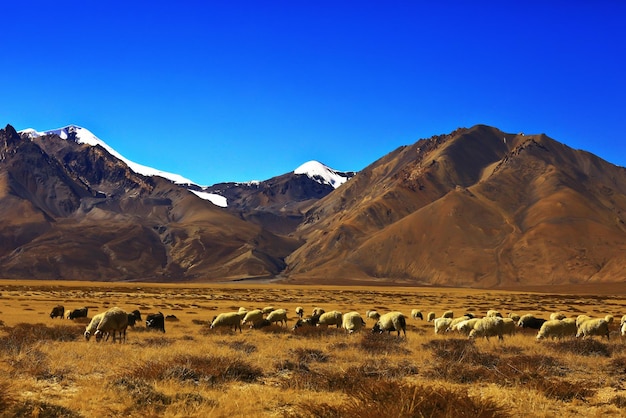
[50,303,626,343]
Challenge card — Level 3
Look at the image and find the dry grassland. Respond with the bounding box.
[1,279,626,417]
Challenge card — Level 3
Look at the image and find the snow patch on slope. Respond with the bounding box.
[190,190,227,207]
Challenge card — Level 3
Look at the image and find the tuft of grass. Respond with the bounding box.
[357,332,411,354]
[9,399,82,418]
[290,347,329,364]
[550,339,612,357]
[114,376,172,413]
[0,379,15,412]
[287,379,508,418]
[217,340,257,354]
[0,323,82,353]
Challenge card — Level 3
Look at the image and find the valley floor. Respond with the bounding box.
[1,279,626,417]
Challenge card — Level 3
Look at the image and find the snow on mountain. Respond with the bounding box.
[19,125,197,185]
[294,160,352,188]
[190,190,227,207]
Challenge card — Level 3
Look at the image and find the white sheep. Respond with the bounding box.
[536,318,577,340]
[549,312,567,321]
[575,315,592,328]
[411,309,423,320]
[576,317,610,340]
[502,318,516,336]
[295,307,304,318]
[620,314,626,327]
[238,307,248,314]
[366,310,381,321]
[442,310,454,319]
[261,306,275,314]
[434,317,453,334]
[605,314,614,324]
[211,312,244,332]
[312,307,325,317]
[508,312,521,322]
[426,312,436,322]
[372,312,406,337]
[94,307,129,343]
[454,318,481,336]
[341,312,366,334]
[241,309,264,327]
[468,316,504,340]
[445,315,473,333]
[266,309,288,326]
[621,322,626,337]
[317,311,343,328]
[486,309,502,318]
[84,312,106,341]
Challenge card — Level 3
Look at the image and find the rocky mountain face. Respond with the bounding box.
[3,123,626,288]
[285,125,626,287]
[0,125,299,281]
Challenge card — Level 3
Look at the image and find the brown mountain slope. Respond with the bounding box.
[285,126,626,287]
[0,125,298,281]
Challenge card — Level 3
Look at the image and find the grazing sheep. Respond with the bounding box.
[576,318,610,340]
[508,312,521,322]
[261,307,275,314]
[366,310,381,321]
[372,312,407,337]
[68,307,89,320]
[621,314,626,327]
[211,312,244,332]
[426,312,436,322]
[342,312,366,333]
[517,314,547,329]
[576,315,592,328]
[445,315,473,333]
[468,317,504,340]
[621,322,626,337]
[549,312,567,321]
[605,314,614,324]
[486,310,502,318]
[292,316,319,330]
[502,318,516,336]
[242,309,264,327]
[312,307,325,317]
[434,317,453,334]
[266,309,288,327]
[442,310,454,319]
[94,307,129,343]
[251,319,271,329]
[127,310,142,327]
[84,312,106,341]
[454,318,482,336]
[146,312,166,333]
[50,305,65,319]
[295,307,304,318]
[317,311,343,328]
[536,318,577,340]
[411,309,423,320]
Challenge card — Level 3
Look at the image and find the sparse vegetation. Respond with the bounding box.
[1,280,626,416]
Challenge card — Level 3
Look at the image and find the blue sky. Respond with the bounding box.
[2,2,625,185]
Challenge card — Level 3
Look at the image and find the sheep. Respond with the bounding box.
[576,315,592,328]
[468,316,504,340]
[261,306,275,314]
[536,318,577,340]
[211,312,244,333]
[266,309,288,327]
[442,310,454,319]
[517,314,547,329]
[50,305,64,319]
[366,310,380,321]
[84,312,106,341]
[576,317,610,340]
[508,312,521,322]
[549,312,567,321]
[372,312,406,337]
[242,309,264,327]
[146,312,166,333]
[411,309,423,320]
[317,311,343,328]
[445,315,473,333]
[621,322,626,337]
[454,318,482,336]
[605,314,614,324]
[621,314,626,327]
[68,307,89,320]
[295,307,304,318]
[426,312,436,322]
[251,319,271,329]
[486,310,502,318]
[312,307,325,317]
[292,316,318,330]
[502,318,516,336]
[94,307,129,343]
[127,310,142,327]
[434,317,453,334]
[342,311,366,333]
[238,307,248,315]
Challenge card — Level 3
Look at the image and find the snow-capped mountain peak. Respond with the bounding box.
[293,160,352,189]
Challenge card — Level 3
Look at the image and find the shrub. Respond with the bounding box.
[550,339,612,357]
[357,332,411,354]
[0,323,82,354]
[9,400,82,418]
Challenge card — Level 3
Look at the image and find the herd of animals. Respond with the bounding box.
[48,304,626,343]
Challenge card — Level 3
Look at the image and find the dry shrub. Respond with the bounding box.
[350,360,418,380]
[279,366,369,392]
[607,356,626,375]
[423,338,499,383]
[122,354,263,385]
[288,379,508,418]
[290,347,329,364]
[9,400,81,418]
[0,379,15,412]
[0,323,82,353]
[357,332,411,354]
[609,394,626,408]
[533,378,595,402]
[7,348,68,380]
[292,326,344,338]
[217,340,257,354]
[550,339,612,357]
[114,377,172,413]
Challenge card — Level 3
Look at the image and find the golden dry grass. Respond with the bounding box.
[1,279,626,417]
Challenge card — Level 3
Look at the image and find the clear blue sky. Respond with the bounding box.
[2,1,625,185]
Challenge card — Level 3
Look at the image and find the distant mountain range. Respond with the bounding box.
[3,123,626,288]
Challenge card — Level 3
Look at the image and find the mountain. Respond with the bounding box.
[284,125,626,287]
[201,161,355,235]
[0,124,299,281]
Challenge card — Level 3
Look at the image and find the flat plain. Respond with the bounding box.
[2,279,626,417]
